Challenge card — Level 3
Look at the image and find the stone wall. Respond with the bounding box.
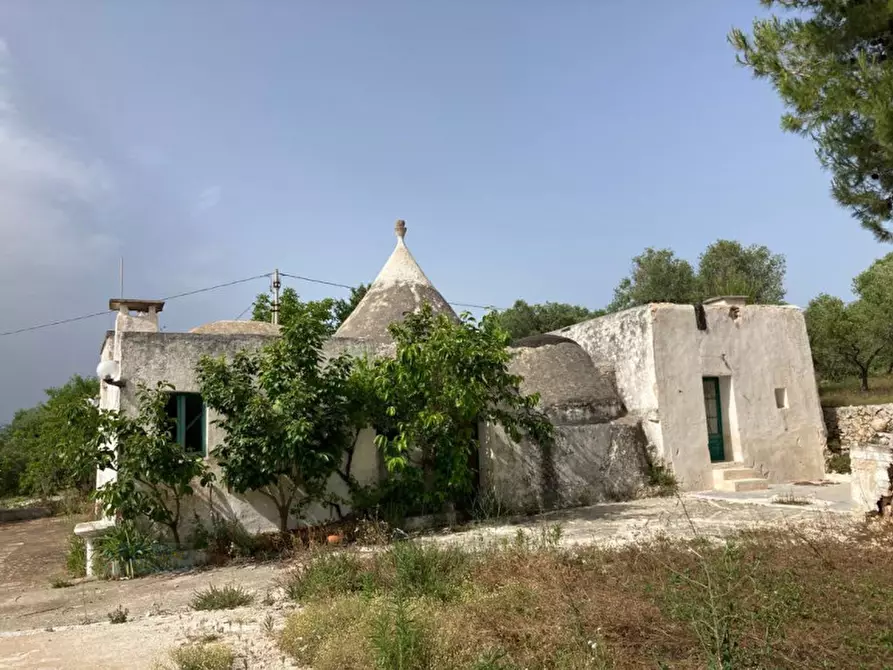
[850,443,893,512]
[823,404,893,448]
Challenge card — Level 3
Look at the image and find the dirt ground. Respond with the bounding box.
[0,493,861,670]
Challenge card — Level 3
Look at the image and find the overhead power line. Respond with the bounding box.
[0,269,502,338]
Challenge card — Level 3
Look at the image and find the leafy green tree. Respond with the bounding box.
[360,305,553,515]
[492,300,603,341]
[697,240,786,304]
[82,382,214,546]
[0,375,99,499]
[731,1,893,240]
[197,300,359,533]
[608,248,700,311]
[805,295,885,391]
[251,284,368,333]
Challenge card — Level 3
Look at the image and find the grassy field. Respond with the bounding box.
[819,374,893,408]
[277,523,893,670]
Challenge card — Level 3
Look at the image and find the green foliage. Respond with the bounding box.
[96,521,169,578]
[0,375,99,498]
[731,1,893,241]
[609,241,787,312]
[66,534,87,577]
[78,383,214,546]
[188,513,258,560]
[284,552,370,602]
[197,300,359,533]
[806,253,893,391]
[361,305,553,516]
[190,583,255,611]
[168,643,235,670]
[384,541,470,602]
[826,451,851,474]
[491,300,603,341]
[251,284,369,332]
[370,595,434,670]
[609,248,699,311]
[697,240,786,305]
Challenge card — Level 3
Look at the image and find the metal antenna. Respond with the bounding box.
[271,268,281,325]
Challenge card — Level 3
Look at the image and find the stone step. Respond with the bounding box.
[715,478,770,493]
[717,467,757,481]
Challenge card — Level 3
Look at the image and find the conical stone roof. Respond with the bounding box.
[333,220,457,343]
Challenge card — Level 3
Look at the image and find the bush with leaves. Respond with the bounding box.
[360,305,553,516]
[197,300,361,533]
[76,382,214,546]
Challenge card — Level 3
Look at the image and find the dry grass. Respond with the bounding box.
[819,374,893,407]
[166,641,235,670]
[190,584,254,611]
[279,524,893,670]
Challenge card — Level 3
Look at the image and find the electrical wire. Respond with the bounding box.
[279,271,499,311]
[0,273,272,338]
[0,269,501,338]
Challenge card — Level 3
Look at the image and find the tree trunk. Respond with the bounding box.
[860,368,870,392]
[169,523,181,547]
[277,504,289,534]
[887,359,893,375]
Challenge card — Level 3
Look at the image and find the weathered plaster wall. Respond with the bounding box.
[650,304,825,488]
[823,404,893,448]
[556,308,664,457]
[479,420,649,513]
[116,332,379,534]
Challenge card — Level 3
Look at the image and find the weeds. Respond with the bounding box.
[107,605,128,624]
[278,527,893,670]
[168,642,235,670]
[772,493,812,506]
[646,459,679,496]
[50,577,73,588]
[66,534,86,577]
[96,521,168,578]
[284,551,369,602]
[826,451,851,474]
[190,584,255,611]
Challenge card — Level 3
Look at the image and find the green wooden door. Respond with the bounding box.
[702,377,725,463]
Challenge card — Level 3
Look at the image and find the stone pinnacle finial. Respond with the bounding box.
[395,219,406,240]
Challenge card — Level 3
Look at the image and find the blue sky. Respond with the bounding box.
[0,1,884,420]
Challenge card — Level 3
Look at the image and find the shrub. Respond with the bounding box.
[107,605,128,624]
[646,459,679,496]
[190,584,254,611]
[189,514,257,561]
[383,541,471,602]
[50,577,73,588]
[284,551,370,602]
[168,642,235,670]
[95,521,168,578]
[370,595,434,670]
[826,451,851,474]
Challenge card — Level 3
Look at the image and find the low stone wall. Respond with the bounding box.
[823,403,893,448]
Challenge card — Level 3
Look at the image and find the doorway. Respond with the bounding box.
[702,377,725,462]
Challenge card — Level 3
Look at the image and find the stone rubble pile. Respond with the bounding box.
[823,403,893,449]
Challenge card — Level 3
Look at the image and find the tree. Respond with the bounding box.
[697,240,786,304]
[492,300,604,341]
[805,294,885,391]
[0,375,100,499]
[82,382,214,546]
[361,305,553,515]
[251,284,368,333]
[608,248,700,311]
[197,300,359,533]
[730,2,893,241]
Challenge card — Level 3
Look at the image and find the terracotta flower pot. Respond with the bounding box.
[327,533,343,545]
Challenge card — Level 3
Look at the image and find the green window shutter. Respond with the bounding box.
[176,394,187,447]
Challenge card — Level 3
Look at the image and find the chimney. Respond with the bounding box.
[109,298,165,335]
[702,296,748,308]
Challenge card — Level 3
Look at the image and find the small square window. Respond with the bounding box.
[774,387,788,409]
[165,392,207,455]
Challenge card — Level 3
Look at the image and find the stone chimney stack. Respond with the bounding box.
[109,298,165,335]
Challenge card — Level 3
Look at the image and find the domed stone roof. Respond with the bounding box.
[509,334,624,424]
[333,220,456,343]
[189,320,281,336]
